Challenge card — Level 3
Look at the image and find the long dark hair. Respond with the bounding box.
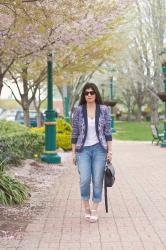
[79,82,103,105]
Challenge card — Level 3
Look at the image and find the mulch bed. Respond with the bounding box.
[0,158,66,240]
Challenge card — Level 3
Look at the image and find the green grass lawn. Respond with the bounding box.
[113,121,163,141]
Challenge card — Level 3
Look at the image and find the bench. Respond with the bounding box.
[150,125,164,145]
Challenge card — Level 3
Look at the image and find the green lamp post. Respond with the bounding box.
[41,53,61,163]
[109,77,116,132]
[63,85,70,123]
[101,83,105,99]
[159,48,166,147]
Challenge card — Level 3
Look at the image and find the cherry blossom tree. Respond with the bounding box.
[0,0,134,126]
[0,0,132,88]
[4,57,47,126]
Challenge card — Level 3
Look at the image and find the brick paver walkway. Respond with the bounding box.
[1,140,166,250]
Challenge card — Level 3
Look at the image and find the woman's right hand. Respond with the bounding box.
[72,152,76,165]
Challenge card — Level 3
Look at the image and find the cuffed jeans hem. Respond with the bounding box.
[81,196,90,201]
[92,198,102,203]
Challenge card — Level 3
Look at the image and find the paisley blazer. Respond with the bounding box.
[72,104,112,152]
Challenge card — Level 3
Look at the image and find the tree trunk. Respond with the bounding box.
[150,96,159,126]
[0,69,3,96]
[22,66,31,127]
[127,108,131,121]
[136,106,142,121]
[23,108,30,127]
[36,109,42,127]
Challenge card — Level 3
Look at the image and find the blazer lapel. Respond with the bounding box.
[95,104,100,135]
[82,104,87,136]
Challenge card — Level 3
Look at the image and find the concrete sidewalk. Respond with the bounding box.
[1,141,166,250]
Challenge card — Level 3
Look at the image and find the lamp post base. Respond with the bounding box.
[41,153,61,164]
[160,141,166,148]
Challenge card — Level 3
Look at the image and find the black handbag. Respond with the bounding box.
[104,160,115,213]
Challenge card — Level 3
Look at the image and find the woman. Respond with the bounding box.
[72,82,112,223]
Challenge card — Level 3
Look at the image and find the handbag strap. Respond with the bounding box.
[104,159,111,213]
[104,186,108,213]
[105,159,111,169]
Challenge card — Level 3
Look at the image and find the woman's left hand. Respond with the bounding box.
[107,151,112,162]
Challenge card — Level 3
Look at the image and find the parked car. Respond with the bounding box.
[15,111,44,127]
[0,109,7,119]
[0,109,17,121]
[5,111,18,121]
[159,115,165,120]
[0,108,5,115]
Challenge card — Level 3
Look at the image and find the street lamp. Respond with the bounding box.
[101,83,105,99]
[109,76,116,132]
[63,85,70,123]
[159,48,166,147]
[41,53,61,163]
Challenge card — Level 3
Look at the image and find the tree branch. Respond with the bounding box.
[3,80,21,105]
[8,69,23,98]
[2,58,15,76]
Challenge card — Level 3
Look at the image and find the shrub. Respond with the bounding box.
[0,121,44,166]
[31,118,72,150]
[0,159,5,172]
[32,119,72,133]
[0,122,31,206]
[31,127,44,134]
[0,132,44,165]
[0,120,28,135]
[56,134,72,151]
[56,119,72,134]
[0,170,29,206]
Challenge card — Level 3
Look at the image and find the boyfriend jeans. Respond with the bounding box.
[76,143,107,203]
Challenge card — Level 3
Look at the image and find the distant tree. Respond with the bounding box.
[32,82,47,127]
[4,58,47,126]
[130,0,165,124]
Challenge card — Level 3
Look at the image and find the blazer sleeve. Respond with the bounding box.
[104,106,112,141]
[71,107,79,144]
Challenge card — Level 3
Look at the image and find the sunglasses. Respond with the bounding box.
[84,90,95,96]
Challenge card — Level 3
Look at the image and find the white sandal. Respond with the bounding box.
[84,207,91,221]
[90,209,98,223]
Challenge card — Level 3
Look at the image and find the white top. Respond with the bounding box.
[84,117,99,146]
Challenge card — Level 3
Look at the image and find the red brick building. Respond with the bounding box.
[53,99,64,117]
